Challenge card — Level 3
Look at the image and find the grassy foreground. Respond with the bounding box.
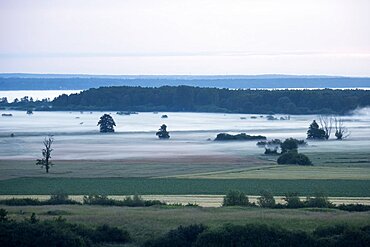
[3,204,370,245]
[1,177,370,197]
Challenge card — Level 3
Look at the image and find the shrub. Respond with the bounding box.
[283,193,304,208]
[280,138,299,153]
[195,224,315,247]
[337,204,370,212]
[83,195,114,205]
[0,198,42,206]
[0,216,130,247]
[144,224,207,247]
[257,190,276,208]
[83,194,165,207]
[222,190,250,207]
[0,209,8,222]
[264,147,279,155]
[48,192,80,205]
[305,193,333,208]
[277,150,312,166]
[215,133,266,141]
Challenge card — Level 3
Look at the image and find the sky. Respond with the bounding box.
[0,0,369,76]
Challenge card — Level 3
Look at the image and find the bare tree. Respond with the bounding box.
[36,136,54,173]
[334,117,350,140]
[318,115,334,140]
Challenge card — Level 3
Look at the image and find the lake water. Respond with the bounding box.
[1,108,370,160]
[0,90,81,102]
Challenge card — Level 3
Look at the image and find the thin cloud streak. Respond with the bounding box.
[1,51,370,58]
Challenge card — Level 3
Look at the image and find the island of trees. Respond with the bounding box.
[2,86,370,114]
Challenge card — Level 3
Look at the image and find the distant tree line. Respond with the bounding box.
[48,86,370,114]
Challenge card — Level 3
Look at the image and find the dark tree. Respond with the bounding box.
[257,190,276,208]
[277,151,312,166]
[307,120,326,139]
[97,114,116,132]
[0,209,8,222]
[280,138,299,153]
[156,124,170,139]
[223,190,250,206]
[36,136,54,173]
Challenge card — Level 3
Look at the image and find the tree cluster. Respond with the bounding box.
[51,86,370,114]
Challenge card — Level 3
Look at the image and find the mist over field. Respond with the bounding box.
[1,110,370,160]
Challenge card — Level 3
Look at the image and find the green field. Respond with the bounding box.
[1,177,369,197]
[3,204,370,245]
[0,151,369,198]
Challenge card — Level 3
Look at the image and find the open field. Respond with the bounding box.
[0,157,271,180]
[2,195,370,207]
[0,111,369,207]
[2,204,370,245]
[1,177,369,197]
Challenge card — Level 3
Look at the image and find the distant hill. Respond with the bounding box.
[0,74,369,90]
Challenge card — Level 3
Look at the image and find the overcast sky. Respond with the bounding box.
[0,0,369,76]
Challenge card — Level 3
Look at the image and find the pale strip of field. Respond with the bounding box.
[169,165,370,180]
[0,157,271,180]
[1,195,370,207]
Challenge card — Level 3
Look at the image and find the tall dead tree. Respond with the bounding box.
[334,117,350,140]
[318,115,333,140]
[36,136,54,173]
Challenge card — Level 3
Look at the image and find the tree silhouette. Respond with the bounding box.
[97,114,116,132]
[36,136,54,173]
[156,124,170,139]
[307,120,326,139]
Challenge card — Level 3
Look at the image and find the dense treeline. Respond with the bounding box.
[51,86,370,114]
[144,223,370,247]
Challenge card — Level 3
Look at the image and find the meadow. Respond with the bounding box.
[2,204,370,245]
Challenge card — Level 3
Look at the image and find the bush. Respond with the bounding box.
[215,133,266,141]
[264,148,279,155]
[0,198,42,206]
[148,223,370,247]
[83,195,114,205]
[48,192,80,205]
[83,194,166,207]
[283,193,304,208]
[257,190,276,208]
[277,150,313,166]
[222,190,250,207]
[0,194,80,206]
[144,224,207,247]
[0,209,8,222]
[195,224,315,247]
[337,204,370,212]
[0,216,130,247]
[305,193,333,208]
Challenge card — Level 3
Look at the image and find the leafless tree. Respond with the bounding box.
[36,136,54,173]
[318,115,334,140]
[334,117,350,140]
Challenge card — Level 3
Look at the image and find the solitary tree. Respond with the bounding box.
[307,120,326,139]
[97,114,116,132]
[36,136,54,173]
[156,124,170,139]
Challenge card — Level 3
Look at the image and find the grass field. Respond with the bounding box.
[0,177,369,197]
[2,205,370,245]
